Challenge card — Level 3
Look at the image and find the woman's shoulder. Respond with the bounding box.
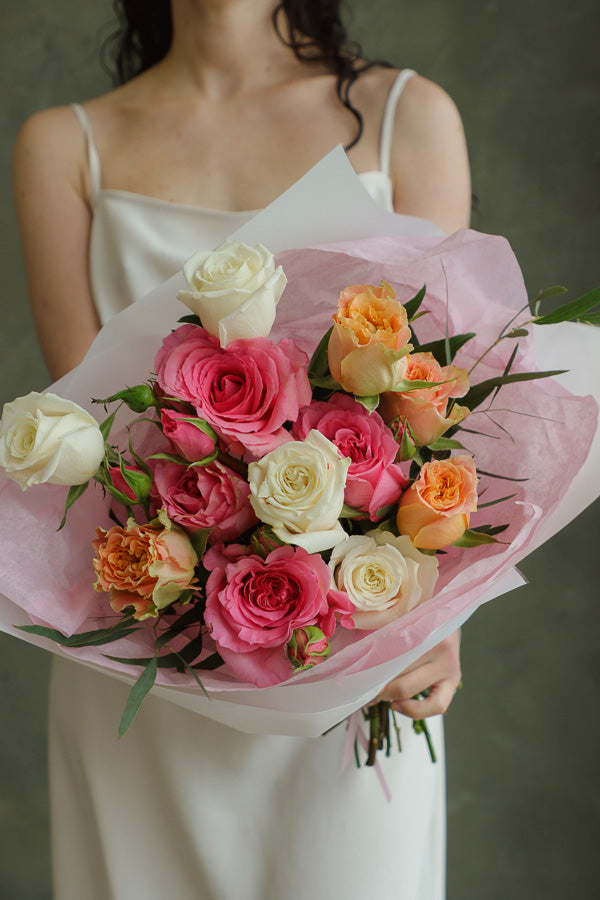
[13,105,90,204]
[358,67,471,232]
[354,66,464,141]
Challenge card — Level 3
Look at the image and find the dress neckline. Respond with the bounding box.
[95,170,391,217]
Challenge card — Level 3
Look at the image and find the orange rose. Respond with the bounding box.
[397,455,478,549]
[380,352,470,446]
[327,282,412,397]
[92,509,198,620]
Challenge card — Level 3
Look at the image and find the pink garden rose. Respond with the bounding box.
[154,323,311,458]
[151,458,257,543]
[380,352,470,447]
[160,409,217,463]
[204,545,338,686]
[292,393,408,519]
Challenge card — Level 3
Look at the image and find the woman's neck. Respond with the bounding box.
[160,0,306,98]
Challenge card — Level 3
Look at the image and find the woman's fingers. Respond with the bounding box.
[374,631,462,720]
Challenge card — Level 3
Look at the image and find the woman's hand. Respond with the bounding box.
[374,630,462,720]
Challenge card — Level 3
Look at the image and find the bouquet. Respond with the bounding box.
[0,149,599,758]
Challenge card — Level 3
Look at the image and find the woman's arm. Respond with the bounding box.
[13,106,101,381]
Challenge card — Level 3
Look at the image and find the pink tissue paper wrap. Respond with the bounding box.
[0,149,598,736]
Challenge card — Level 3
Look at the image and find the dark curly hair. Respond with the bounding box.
[103,0,391,150]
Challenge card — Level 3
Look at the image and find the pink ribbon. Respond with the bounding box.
[340,711,392,803]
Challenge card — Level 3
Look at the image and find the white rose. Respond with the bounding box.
[248,430,350,553]
[0,392,105,490]
[178,240,287,347]
[329,530,439,630]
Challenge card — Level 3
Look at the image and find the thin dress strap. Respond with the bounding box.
[379,69,416,177]
[71,103,102,198]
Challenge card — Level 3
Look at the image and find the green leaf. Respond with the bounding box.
[341,504,364,520]
[403,285,426,320]
[477,469,529,483]
[188,450,219,468]
[178,314,203,326]
[399,422,417,460]
[189,527,212,558]
[426,437,465,451]
[533,286,600,325]
[308,326,334,378]
[506,328,529,338]
[462,369,567,410]
[412,332,475,365]
[19,619,139,648]
[170,650,211,699]
[58,480,89,530]
[390,377,454,393]
[469,523,510,536]
[118,656,158,737]
[127,432,153,477]
[580,312,600,326]
[354,394,379,412]
[99,410,117,441]
[309,373,340,391]
[194,652,223,671]
[477,492,517,509]
[147,451,187,464]
[530,285,568,308]
[452,529,505,548]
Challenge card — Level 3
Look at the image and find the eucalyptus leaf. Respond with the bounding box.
[506,328,529,338]
[533,286,600,325]
[118,656,158,737]
[463,369,567,410]
[530,285,568,306]
[170,650,211,699]
[580,312,600,326]
[477,492,517,509]
[19,619,139,648]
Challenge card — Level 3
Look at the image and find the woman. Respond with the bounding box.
[13,1,467,897]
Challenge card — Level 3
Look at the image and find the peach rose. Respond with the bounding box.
[380,352,470,446]
[397,454,478,549]
[92,509,198,620]
[327,282,413,397]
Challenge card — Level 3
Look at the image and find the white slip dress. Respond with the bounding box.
[50,69,447,900]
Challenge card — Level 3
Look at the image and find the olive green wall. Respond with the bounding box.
[1,2,598,897]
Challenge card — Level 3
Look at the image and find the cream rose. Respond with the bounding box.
[329,530,439,630]
[178,240,287,347]
[0,392,105,490]
[248,430,350,553]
